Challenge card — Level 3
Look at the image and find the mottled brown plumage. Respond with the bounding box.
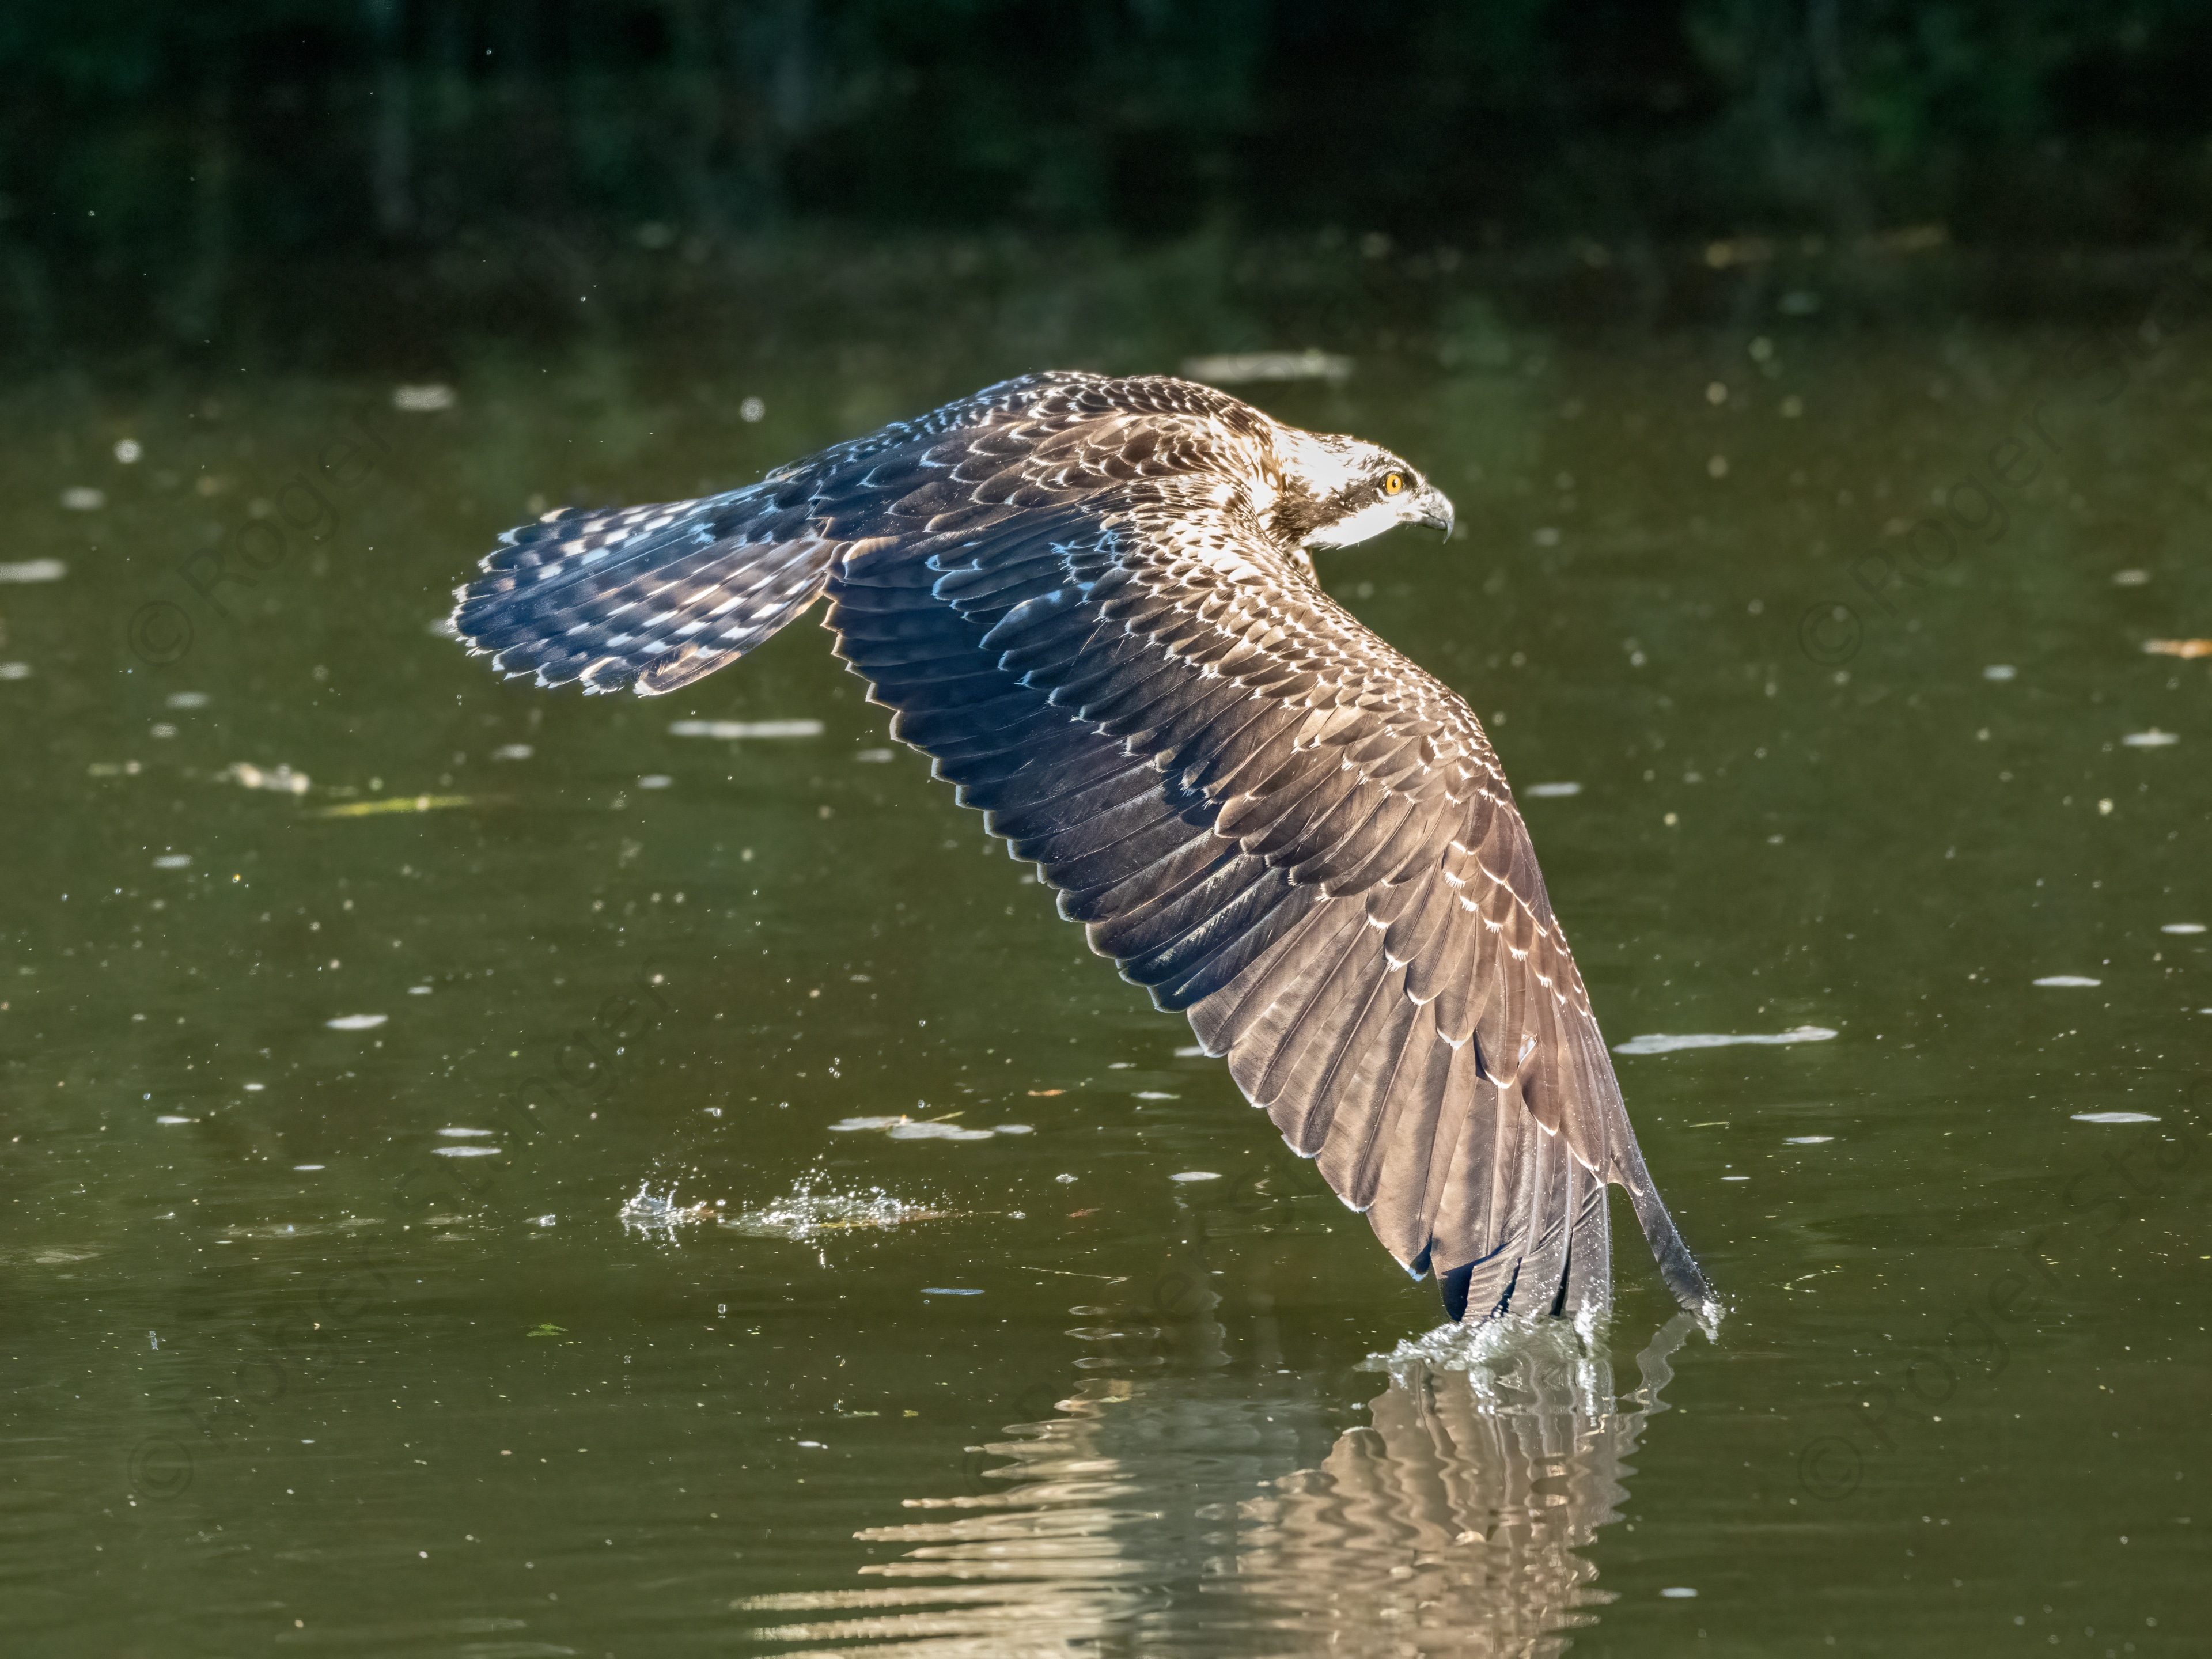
[451,371,1714,1325]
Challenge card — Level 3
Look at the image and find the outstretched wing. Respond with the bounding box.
[824,456,1713,1324]
[445,372,1710,1323]
[448,372,1127,694]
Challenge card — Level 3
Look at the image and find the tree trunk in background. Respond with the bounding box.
[671,0,728,242]
[172,50,234,344]
[722,0,812,228]
[366,0,415,237]
[1804,0,1871,253]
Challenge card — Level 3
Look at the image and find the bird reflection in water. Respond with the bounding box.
[742,1288,1706,1658]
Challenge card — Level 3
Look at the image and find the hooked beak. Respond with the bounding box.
[1410,484,1455,540]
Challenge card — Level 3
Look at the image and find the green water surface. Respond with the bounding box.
[3,312,2207,1657]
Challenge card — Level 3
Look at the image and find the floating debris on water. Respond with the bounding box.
[2032,975,2101,988]
[1983,664,2016,681]
[225,761,312,795]
[166,691,209,710]
[1614,1025,1836,1056]
[2163,923,2205,934]
[2143,639,2212,659]
[1169,1171,1222,1182]
[1785,1135,1834,1144]
[325,1014,388,1030]
[1524,781,1582,798]
[2122,729,2180,747]
[491,743,533,761]
[437,1127,493,1137]
[828,1110,1030,1142]
[60,488,105,512]
[720,1180,958,1241]
[308,793,480,819]
[668,718,824,740]
[393,382,457,412]
[2072,1112,2159,1124]
[0,558,67,582]
[434,1146,500,1157]
[1183,349,1352,385]
[152,853,191,869]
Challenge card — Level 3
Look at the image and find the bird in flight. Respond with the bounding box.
[450,372,1714,1327]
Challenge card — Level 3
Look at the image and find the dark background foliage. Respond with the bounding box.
[3,0,2207,357]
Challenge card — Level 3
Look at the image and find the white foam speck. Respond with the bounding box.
[854,748,895,763]
[2162,923,2205,935]
[1785,1135,1834,1144]
[1173,1045,1206,1058]
[1615,1025,1836,1055]
[1982,664,2015,681]
[60,488,105,512]
[638,774,672,789]
[1661,1587,1699,1599]
[434,1145,501,1157]
[1524,781,1582,798]
[2122,729,2179,747]
[153,854,191,869]
[393,383,457,412]
[2032,976,2100,988]
[243,1082,264,1092]
[165,691,209,710]
[0,558,66,582]
[2072,1112,2159,1124]
[294,1164,324,1171]
[888,1120,994,1141]
[1133,1091,1179,1100]
[437,1127,495,1137]
[828,1112,1013,1142]
[491,744,533,761]
[156,1116,195,1125]
[668,718,824,740]
[1169,1171,1222,1182]
[325,1013,388,1030]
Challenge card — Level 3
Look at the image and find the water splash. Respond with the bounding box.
[720,1179,957,1241]
[618,1183,715,1240]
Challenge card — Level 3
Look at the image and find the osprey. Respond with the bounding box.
[450,372,1715,1327]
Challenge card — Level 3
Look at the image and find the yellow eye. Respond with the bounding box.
[1382,472,1404,495]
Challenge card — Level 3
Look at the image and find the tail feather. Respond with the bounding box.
[452,489,835,695]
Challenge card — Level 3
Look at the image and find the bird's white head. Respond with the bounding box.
[1261,428,1456,553]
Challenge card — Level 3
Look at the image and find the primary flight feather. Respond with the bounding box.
[450,370,1715,1326]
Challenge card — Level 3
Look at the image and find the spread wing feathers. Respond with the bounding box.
[821,471,1713,1324]
[445,370,1202,696]
[448,374,1710,1323]
[450,488,842,694]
